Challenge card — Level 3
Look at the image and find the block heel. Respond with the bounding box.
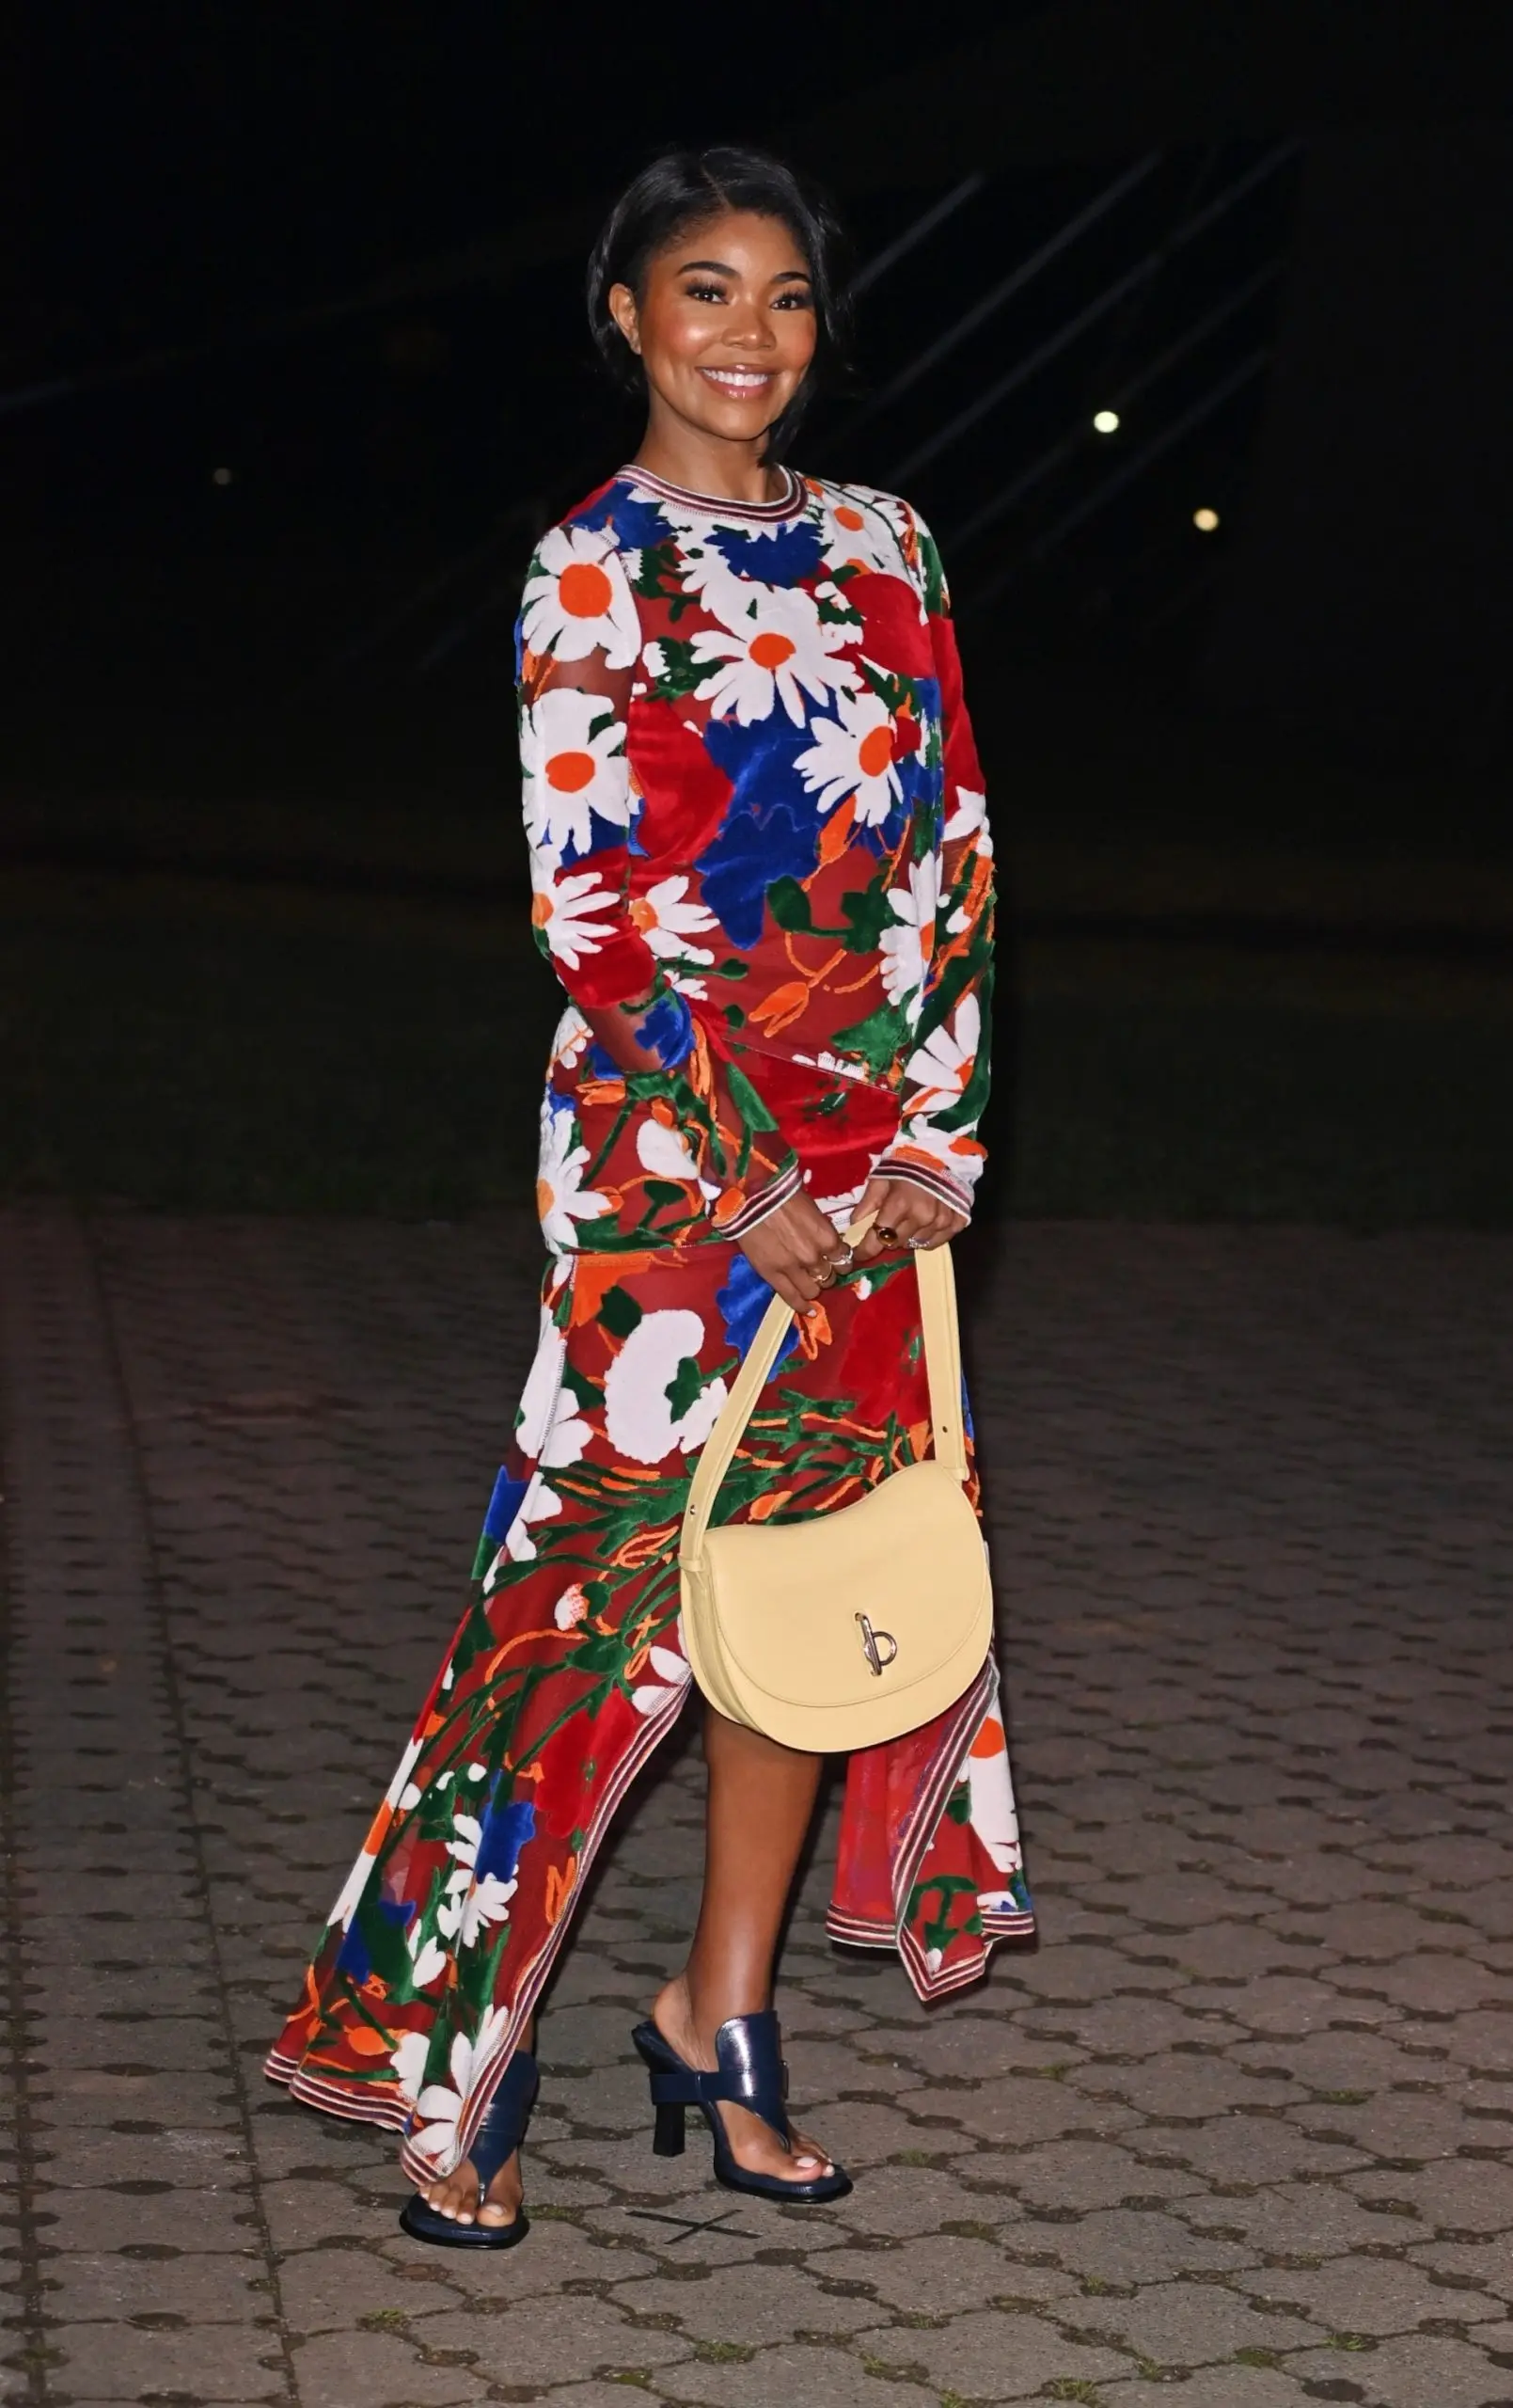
[653,2099,686,2157]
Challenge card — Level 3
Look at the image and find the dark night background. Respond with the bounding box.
[6,1,1512,1224]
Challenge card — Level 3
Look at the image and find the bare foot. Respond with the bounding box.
[652,1974,833,2184]
[420,2147,523,2230]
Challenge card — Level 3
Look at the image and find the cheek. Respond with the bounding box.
[644,305,717,370]
[776,318,818,375]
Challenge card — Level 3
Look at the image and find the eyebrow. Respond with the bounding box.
[676,257,813,283]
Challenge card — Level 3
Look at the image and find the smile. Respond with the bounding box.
[699,368,776,397]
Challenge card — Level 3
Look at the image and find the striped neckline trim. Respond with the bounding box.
[618,464,807,521]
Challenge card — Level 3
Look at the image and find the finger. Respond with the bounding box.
[852,1178,895,1261]
[870,1185,928,1249]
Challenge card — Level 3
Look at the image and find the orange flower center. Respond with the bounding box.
[749,630,796,670]
[558,560,613,618]
[835,503,865,531]
[536,1178,555,1218]
[545,749,596,792]
[628,895,656,931]
[857,724,894,778]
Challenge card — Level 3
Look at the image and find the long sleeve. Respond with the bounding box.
[873,515,995,1217]
[518,526,799,1236]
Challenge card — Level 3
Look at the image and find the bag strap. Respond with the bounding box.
[679,1214,967,1571]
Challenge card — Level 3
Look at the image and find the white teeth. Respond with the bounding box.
[702,370,771,391]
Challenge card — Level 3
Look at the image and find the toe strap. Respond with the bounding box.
[464,2049,540,2192]
[708,2012,791,2143]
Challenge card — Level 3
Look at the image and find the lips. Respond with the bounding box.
[699,368,776,397]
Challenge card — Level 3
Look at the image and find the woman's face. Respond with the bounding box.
[608,209,817,449]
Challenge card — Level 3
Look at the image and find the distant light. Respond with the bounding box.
[212,466,234,487]
[1092,409,1120,435]
[1192,506,1221,532]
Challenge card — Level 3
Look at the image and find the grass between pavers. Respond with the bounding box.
[5,865,1512,1224]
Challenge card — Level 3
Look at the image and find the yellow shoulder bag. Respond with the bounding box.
[679,1219,993,1752]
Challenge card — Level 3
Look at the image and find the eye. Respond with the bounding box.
[683,279,728,304]
[773,288,814,311]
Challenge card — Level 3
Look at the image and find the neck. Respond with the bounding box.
[631,409,784,505]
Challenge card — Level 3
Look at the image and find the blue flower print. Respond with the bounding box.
[482,1465,529,1545]
[700,803,816,948]
[710,516,825,586]
[632,989,695,1069]
[474,1792,536,1887]
[570,482,675,553]
[717,1254,799,1368]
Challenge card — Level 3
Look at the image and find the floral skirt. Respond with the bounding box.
[264,1205,1032,2186]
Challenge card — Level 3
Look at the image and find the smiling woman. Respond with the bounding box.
[267,142,1030,2258]
[586,147,851,470]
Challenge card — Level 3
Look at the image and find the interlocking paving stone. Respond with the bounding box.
[3,1204,1511,2406]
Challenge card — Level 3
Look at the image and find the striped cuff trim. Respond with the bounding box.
[874,1156,976,1218]
[719,1161,801,1240]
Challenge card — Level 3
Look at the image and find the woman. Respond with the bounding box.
[267,145,1032,2245]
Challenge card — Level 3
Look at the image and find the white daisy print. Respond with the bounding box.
[515,1308,591,1469]
[327,1844,377,1936]
[536,1099,610,1255]
[503,1471,562,1562]
[902,994,981,1123]
[944,785,993,858]
[529,861,619,971]
[826,493,905,576]
[389,2028,431,2104]
[628,874,717,964]
[520,526,640,669]
[636,1117,701,1183]
[794,687,903,826]
[879,855,941,1023]
[549,1006,592,1071]
[630,1639,694,1719]
[691,587,855,726]
[522,684,631,863]
[554,1583,590,1630]
[603,1307,729,1465]
[411,2031,475,2165]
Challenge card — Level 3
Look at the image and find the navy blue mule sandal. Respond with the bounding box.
[631,2012,852,2204]
[398,2048,539,2249]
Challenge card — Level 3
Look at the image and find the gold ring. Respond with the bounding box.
[875,1223,900,1245]
[815,1262,840,1290]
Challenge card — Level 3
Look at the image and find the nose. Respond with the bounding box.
[723,296,777,352]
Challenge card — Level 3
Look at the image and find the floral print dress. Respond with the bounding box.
[266,463,1033,2186]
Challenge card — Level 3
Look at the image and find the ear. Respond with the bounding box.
[607,281,642,357]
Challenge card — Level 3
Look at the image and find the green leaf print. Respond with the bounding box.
[767,876,813,932]
[663,1353,707,1423]
[907,1872,981,1956]
[642,635,707,702]
[597,1288,642,1340]
[722,1059,780,1134]
[827,1000,906,1076]
[839,879,893,952]
[815,587,864,626]
[945,1780,972,1826]
[915,522,950,615]
[630,541,682,601]
[858,658,919,719]
[352,1891,416,1990]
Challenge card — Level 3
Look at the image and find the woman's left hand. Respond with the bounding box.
[851,1176,967,1263]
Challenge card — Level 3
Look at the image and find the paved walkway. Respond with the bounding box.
[2,1206,1511,2408]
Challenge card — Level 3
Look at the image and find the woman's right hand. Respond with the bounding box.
[737,1190,850,1316]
